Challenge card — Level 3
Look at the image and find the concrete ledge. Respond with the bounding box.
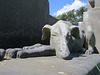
[0,54,100,75]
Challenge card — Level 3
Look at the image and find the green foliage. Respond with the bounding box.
[56,6,87,23]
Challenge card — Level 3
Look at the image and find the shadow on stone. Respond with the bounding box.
[87,63,100,75]
[17,49,55,58]
[0,49,5,61]
[64,53,87,60]
[94,47,99,54]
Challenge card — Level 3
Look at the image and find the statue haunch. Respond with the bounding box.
[42,20,95,59]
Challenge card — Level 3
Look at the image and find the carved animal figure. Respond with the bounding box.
[5,44,55,58]
[0,49,5,60]
[42,20,95,59]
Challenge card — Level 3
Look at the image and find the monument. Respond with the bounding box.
[0,0,58,49]
[82,0,100,53]
[1,0,100,75]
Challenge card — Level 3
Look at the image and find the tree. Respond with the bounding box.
[56,13,66,20]
[65,9,77,23]
[56,6,87,23]
[76,7,87,22]
[56,9,76,22]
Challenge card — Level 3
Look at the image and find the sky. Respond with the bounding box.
[48,0,87,17]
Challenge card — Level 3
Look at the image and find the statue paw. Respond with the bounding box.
[85,50,94,55]
[0,49,5,61]
[6,48,22,58]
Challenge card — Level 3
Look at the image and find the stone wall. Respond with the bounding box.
[95,0,100,7]
[0,0,57,48]
[82,0,100,53]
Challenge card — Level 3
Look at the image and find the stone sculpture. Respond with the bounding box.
[6,48,22,58]
[4,20,96,59]
[5,43,55,58]
[0,0,97,60]
[42,20,95,59]
[17,45,55,58]
[0,49,5,60]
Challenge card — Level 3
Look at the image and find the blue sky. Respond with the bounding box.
[48,0,87,16]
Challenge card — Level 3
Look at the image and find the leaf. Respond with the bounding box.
[58,72,68,75]
[58,72,65,74]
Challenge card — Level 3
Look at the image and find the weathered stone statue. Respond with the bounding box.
[1,0,100,74]
[42,20,95,59]
[0,0,58,49]
[5,44,55,58]
[0,49,5,61]
[5,20,95,59]
[1,0,98,60]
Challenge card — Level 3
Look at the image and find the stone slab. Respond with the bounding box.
[0,54,100,75]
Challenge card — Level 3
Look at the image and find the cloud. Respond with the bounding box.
[53,0,86,16]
